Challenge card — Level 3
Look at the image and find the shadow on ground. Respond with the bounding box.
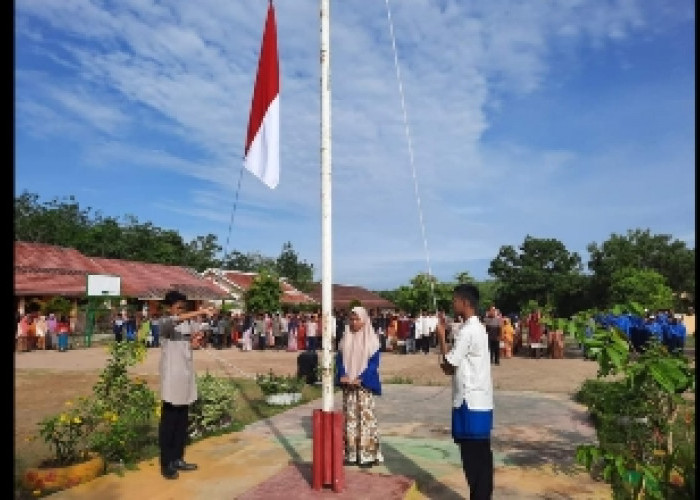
[381,442,464,499]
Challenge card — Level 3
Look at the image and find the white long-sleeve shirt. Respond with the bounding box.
[306,320,318,338]
[445,315,493,410]
[415,316,425,338]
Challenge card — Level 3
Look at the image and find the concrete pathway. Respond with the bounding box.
[45,385,610,499]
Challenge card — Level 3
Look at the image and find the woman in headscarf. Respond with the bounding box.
[335,306,383,468]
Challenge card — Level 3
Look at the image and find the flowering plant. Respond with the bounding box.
[32,340,156,468]
[36,398,97,466]
[255,370,304,396]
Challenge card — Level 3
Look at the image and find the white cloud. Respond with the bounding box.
[14,0,695,288]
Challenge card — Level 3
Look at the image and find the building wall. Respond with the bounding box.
[682,314,695,336]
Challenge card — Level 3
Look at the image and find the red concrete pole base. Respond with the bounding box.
[312,409,345,492]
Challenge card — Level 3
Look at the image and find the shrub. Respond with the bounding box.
[188,372,239,438]
[87,379,158,464]
[35,397,98,466]
[86,341,157,463]
[255,370,304,396]
[32,340,158,468]
[574,320,695,499]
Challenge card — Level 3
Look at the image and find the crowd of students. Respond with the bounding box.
[15,309,72,352]
[19,303,689,361]
[591,309,688,353]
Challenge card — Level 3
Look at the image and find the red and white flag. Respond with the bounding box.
[244,1,280,189]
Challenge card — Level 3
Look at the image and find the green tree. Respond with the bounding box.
[488,235,585,316]
[244,270,282,313]
[276,242,314,292]
[587,229,695,310]
[14,191,92,248]
[348,299,362,309]
[609,267,674,311]
[222,250,276,272]
[182,233,222,272]
[42,296,73,317]
[409,273,439,314]
[475,280,499,313]
[454,271,474,284]
[390,273,452,315]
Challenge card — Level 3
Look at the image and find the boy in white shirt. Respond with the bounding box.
[436,284,494,499]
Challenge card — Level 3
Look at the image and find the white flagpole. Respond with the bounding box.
[320,0,333,413]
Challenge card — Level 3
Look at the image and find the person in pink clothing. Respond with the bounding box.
[287,313,298,352]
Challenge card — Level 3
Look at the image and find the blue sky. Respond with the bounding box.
[15,0,695,290]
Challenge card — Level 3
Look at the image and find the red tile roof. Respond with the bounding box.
[14,241,227,300]
[220,270,257,290]
[15,271,92,296]
[15,241,101,273]
[309,283,396,310]
[15,242,103,296]
[203,269,317,305]
[90,257,227,300]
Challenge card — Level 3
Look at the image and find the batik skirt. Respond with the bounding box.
[342,386,382,465]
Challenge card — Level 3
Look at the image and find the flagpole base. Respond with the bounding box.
[312,409,345,492]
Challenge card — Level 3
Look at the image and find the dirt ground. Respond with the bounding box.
[14,344,600,471]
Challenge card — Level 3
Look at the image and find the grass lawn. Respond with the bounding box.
[228,377,323,426]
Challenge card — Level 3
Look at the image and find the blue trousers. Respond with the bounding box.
[58,333,69,351]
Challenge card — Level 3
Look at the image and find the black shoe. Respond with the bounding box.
[161,466,179,479]
[171,459,198,471]
[358,461,375,469]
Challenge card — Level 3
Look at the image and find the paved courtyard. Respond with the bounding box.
[16,346,611,498]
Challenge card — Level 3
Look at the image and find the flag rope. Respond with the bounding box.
[385,0,437,312]
[223,162,246,260]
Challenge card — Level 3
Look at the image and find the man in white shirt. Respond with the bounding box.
[306,314,319,351]
[414,311,425,354]
[159,290,216,479]
[436,284,494,499]
[426,312,439,353]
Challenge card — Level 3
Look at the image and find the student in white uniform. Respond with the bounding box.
[436,284,494,499]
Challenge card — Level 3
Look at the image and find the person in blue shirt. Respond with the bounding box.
[150,310,161,348]
[335,306,382,468]
[668,316,687,354]
[628,314,645,353]
[614,314,632,339]
[125,313,137,341]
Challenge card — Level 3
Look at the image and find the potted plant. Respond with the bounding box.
[255,370,305,406]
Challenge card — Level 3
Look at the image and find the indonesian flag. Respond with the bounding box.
[244,1,280,189]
